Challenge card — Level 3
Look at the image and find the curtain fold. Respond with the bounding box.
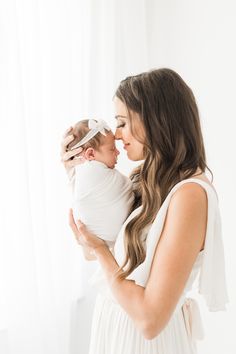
[0,0,149,353]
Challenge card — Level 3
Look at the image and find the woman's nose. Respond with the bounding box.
[114,129,122,140]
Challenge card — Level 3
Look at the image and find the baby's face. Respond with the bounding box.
[95,132,120,169]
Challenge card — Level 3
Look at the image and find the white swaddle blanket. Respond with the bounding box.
[72,160,134,249]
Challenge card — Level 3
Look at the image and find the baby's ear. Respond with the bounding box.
[84,147,95,161]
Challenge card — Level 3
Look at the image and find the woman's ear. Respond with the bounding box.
[84,147,96,161]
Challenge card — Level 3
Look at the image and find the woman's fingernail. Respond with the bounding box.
[65,127,72,134]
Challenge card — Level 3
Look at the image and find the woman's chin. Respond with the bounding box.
[126,151,143,161]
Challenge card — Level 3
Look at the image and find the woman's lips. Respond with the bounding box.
[123,144,130,150]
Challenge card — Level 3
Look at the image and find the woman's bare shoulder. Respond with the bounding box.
[172,178,208,204]
[171,170,216,199]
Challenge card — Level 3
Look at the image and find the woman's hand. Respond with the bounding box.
[60,127,86,178]
[69,209,108,257]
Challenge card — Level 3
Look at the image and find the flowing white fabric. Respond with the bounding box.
[72,160,134,248]
[0,0,149,352]
[88,178,229,353]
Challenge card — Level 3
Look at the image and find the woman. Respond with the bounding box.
[61,68,228,354]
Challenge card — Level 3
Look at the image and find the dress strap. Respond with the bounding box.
[173,178,229,311]
[169,178,218,201]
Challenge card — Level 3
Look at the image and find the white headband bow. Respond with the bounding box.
[71,119,111,150]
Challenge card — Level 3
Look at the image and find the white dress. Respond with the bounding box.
[88,178,229,354]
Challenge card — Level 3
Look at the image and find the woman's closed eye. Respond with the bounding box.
[116,123,125,128]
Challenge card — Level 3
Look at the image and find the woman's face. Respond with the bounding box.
[114,97,145,161]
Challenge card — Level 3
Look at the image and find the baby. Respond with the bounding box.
[65,118,134,256]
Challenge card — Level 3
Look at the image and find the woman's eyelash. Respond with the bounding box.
[116,123,125,128]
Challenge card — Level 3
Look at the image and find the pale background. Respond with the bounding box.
[0,0,235,353]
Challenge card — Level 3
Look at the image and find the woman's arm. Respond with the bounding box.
[82,245,97,260]
[61,128,95,260]
[71,183,207,339]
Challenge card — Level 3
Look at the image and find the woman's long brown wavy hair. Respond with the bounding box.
[114,68,213,281]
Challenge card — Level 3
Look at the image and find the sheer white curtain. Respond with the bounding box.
[0,1,149,353]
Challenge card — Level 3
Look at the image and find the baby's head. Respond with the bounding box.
[66,119,120,169]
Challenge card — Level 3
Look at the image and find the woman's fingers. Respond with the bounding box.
[63,126,73,139]
[61,134,74,151]
[60,132,84,162]
[60,128,85,173]
[69,209,82,243]
[61,147,83,162]
[68,210,107,252]
[60,134,76,158]
[69,209,89,246]
[63,158,82,170]
[69,209,77,232]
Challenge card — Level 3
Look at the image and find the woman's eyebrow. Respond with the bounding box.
[115,115,127,119]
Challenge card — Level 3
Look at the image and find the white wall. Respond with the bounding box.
[146,1,236,353]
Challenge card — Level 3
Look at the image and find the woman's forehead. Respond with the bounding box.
[114,96,128,116]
